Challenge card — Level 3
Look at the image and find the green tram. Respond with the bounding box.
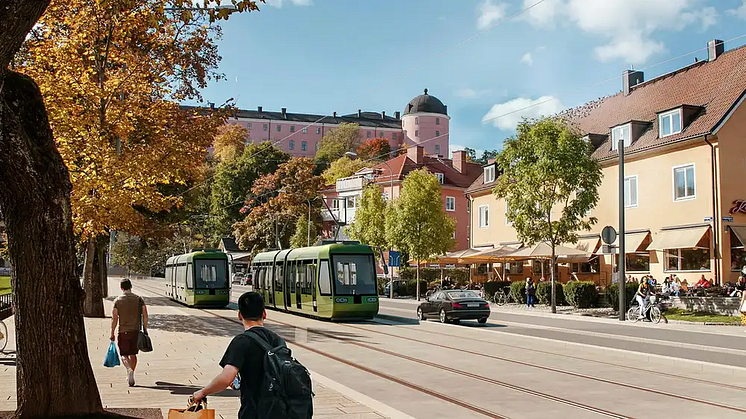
[165,250,231,307]
[251,242,379,320]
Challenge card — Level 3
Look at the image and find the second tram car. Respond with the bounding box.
[251,242,379,320]
[165,250,231,307]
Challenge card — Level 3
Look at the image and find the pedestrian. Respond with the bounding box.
[740,283,746,330]
[192,292,312,419]
[110,278,148,387]
[525,278,536,309]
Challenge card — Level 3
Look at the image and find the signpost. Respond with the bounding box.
[388,251,401,267]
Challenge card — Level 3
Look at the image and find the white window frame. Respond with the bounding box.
[435,173,444,184]
[658,109,682,138]
[316,127,321,134]
[415,117,419,125]
[505,201,512,226]
[624,175,638,208]
[672,163,696,202]
[483,165,496,183]
[302,127,308,134]
[415,130,419,137]
[478,205,489,228]
[446,196,456,212]
[610,123,631,150]
[382,192,389,201]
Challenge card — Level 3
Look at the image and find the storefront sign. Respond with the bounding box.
[729,200,746,215]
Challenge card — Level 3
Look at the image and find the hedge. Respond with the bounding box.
[484,281,511,298]
[564,281,598,308]
[606,281,640,310]
[399,267,469,286]
[509,281,527,304]
[536,281,565,306]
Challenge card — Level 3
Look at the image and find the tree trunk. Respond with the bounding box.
[83,237,105,317]
[0,70,103,417]
[416,259,420,301]
[94,235,108,299]
[550,251,557,314]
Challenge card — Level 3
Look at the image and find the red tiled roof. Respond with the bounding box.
[372,154,482,189]
[563,44,746,161]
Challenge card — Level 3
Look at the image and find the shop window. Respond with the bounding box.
[626,253,650,272]
[505,262,523,275]
[571,258,600,274]
[533,260,550,274]
[664,248,711,271]
[730,230,746,271]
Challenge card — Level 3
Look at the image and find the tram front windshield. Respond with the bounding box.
[332,254,376,295]
[194,259,228,289]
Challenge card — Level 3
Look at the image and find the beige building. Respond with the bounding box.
[468,39,746,286]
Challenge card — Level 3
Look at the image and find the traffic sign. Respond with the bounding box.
[723,216,734,222]
[704,216,713,222]
[601,226,617,245]
[388,251,401,267]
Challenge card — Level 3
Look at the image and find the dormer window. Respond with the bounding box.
[610,124,631,150]
[435,173,444,184]
[658,109,682,138]
[483,165,496,183]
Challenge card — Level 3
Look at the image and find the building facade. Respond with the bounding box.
[468,39,746,286]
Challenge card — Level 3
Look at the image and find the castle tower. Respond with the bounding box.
[401,88,449,158]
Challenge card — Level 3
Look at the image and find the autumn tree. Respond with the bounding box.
[357,137,391,161]
[385,169,455,299]
[494,117,602,313]
[213,123,248,163]
[314,122,361,165]
[321,156,369,184]
[234,158,325,254]
[17,0,263,317]
[347,184,388,249]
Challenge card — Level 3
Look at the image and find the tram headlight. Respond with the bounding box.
[366,297,378,303]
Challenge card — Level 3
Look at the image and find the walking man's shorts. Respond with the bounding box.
[118,331,139,356]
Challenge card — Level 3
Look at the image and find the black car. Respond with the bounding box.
[417,289,490,324]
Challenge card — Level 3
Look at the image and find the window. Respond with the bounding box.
[611,124,631,150]
[247,123,252,129]
[194,260,228,289]
[301,141,307,151]
[624,175,638,208]
[392,133,397,140]
[318,260,331,295]
[571,258,600,274]
[276,125,281,132]
[289,140,295,150]
[435,130,440,137]
[664,248,711,271]
[730,230,746,271]
[316,128,321,134]
[415,130,419,137]
[378,132,385,138]
[483,165,496,183]
[446,196,456,212]
[435,144,440,155]
[184,264,193,288]
[290,125,296,133]
[505,201,512,226]
[263,124,268,131]
[333,254,376,295]
[478,205,489,228]
[415,117,419,125]
[506,262,523,275]
[382,192,389,201]
[659,109,682,138]
[673,164,695,201]
[302,127,308,134]
[435,173,444,184]
[315,142,319,151]
[436,117,440,125]
[331,199,339,210]
[626,253,650,272]
[533,260,550,274]
[274,264,283,292]
[452,231,456,239]
[366,131,371,138]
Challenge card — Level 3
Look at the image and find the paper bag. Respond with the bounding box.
[167,405,215,419]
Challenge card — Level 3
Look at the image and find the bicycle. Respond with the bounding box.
[492,287,513,306]
[0,293,11,353]
[626,294,667,324]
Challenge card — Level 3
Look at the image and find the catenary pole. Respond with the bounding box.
[618,138,626,321]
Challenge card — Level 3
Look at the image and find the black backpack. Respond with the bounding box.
[245,331,314,419]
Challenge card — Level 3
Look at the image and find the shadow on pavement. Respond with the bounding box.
[141,381,239,398]
[147,314,243,337]
[266,322,373,345]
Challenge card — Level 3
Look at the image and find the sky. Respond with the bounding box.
[197,0,746,156]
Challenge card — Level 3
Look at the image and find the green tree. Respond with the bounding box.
[479,149,498,164]
[314,123,361,165]
[494,117,602,313]
[290,213,320,248]
[347,184,388,249]
[464,147,477,162]
[322,156,369,184]
[385,169,455,299]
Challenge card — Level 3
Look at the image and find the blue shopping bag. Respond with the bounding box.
[104,342,120,368]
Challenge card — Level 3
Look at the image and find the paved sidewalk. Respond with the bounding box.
[0,286,393,419]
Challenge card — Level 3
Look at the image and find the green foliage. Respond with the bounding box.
[111,231,193,277]
[536,281,565,305]
[0,276,10,296]
[606,281,639,311]
[289,213,319,248]
[346,184,388,249]
[564,281,598,308]
[385,169,455,263]
[406,280,428,297]
[314,123,361,165]
[322,156,369,184]
[399,267,469,285]
[484,281,511,297]
[510,281,527,304]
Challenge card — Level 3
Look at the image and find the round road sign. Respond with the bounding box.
[601,226,617,245]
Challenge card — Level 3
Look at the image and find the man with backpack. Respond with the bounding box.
[192,292,313,419]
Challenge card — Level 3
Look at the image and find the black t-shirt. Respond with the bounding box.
[219,326,285,419]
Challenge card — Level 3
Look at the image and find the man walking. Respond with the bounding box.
[192,292,286,419]
[110,278,147,387]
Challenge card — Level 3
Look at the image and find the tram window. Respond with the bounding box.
[185,264,193,289]
[298,264,307,294]
[290,263,296,293]
[318,261,331,295]
[336,262,357,286]
[332,255,376,295]
[306,264,316,295]
[194,260,227,289]
[275,264,283,292]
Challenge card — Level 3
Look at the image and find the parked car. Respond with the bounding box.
[231,272,245,284]
[383,279,408,297]
[417,289,490,324]
[239,273,252,286]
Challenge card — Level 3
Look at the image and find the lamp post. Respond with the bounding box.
[618,137,627,321]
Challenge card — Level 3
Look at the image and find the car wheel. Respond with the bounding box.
[439,309,448,324]
[478,317,488,324]
[417,307,426,320]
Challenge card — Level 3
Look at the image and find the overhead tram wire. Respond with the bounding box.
[174,0,553,199]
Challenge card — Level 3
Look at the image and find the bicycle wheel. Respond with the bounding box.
[650,307,662,324]
[0,320,7,352]
[626,306,640,322]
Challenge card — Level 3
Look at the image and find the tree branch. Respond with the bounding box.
[0,0,51,75]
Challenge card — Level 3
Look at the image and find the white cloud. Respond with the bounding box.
[728,0,746,20]
[454,88,491,99]
[265,0,313,8]
[520,52,533,65]
[519,0,718,64]
[477,0,508,30]
[481,96,565,131]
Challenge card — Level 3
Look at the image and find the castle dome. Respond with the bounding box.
[403,88,447,116]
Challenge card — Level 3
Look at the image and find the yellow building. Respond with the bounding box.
[468,40,746,286]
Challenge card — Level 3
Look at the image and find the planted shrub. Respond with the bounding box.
[484,281,511,298]
[509,281,527,304]
[406,279,428,297]
[536,281,566,305]
[564,281,598,308]
[606,281,639,310]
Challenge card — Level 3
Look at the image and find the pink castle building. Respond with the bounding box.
[220,89,450,158]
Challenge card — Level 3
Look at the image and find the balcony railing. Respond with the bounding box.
[336,176,367,192]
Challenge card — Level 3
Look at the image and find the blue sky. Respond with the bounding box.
[198,0,746,154]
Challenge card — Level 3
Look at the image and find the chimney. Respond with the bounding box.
[333,111,337,117]
[708,39,724,61]
[381,111,386,119]
[257,106,263,113]
[281,107,287,118]
[487,158,496,165]
[208,102,215,110]
[358,109,362,118]
[623,69,644,96]
[395,111,400,119]
[407,146,424,164]
[452,150,466,173]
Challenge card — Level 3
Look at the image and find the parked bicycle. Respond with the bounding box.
[0,293,12,353]
[492,287,514,306]
[626,294,668,324]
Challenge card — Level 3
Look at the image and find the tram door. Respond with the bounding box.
[284,262,293,309]
[295,261,303,309]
